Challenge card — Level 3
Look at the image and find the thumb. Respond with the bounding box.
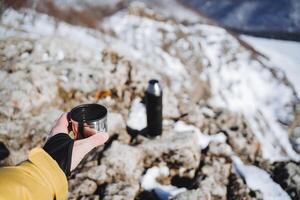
[71,132,109,171]
[80,132,109,150]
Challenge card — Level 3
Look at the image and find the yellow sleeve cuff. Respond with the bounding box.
[28,148,68,200]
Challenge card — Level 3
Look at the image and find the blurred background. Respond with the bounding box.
[181,0,300,41]
[0,0,300,200]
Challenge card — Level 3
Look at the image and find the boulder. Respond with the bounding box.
[103,182,139,200]
[139,128,201,178]
[101,141,144,183]
[72,179,98,196]
[107,112,130,143]
[172,189,207,200]
[272,162,300,200]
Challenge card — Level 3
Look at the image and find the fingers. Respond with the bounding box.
[83,127,98,137]
[70,132,109,171]
[71,125,99,139]
[79,132,109,149]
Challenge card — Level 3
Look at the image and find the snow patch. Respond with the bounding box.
[232,156,291,200]
[104,9,300,161]
[1,9,105,51]
[200,32,300,162]
[140,166,186,200]
[103,13,190,92]
[127,98,147,131]
[241,35,300,97]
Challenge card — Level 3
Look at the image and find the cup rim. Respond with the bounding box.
[70,103,107,123]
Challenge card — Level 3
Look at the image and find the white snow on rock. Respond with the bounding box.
[0,9,105,50]
[232,156,291,200]
[2,4,299,163]
[140,166,186,200]
[52,0,123,11]
[173,122,291,200]
[1,3,298,199]
[103,11,191,92]
[127,98,147,131]
[198,28,300,162]
[102,6,300,162]
[241,35,300,97]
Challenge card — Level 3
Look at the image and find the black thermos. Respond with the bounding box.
[146,79,163,137]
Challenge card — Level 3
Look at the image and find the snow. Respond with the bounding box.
[51,0,122,11]
[3,4,299,163]
[241,35,300,97]
[173,121,290,200]
[199,29,300,162]
[0,9,105,51]
[125,101,230,143]
[127,98,147,131]
[140,166,186,200]
[232,156,291,200]
[1,5,297,199]
[144,0,203,23]
[103,5,300,162]
[126,103,227,149]
[103,12,190,92]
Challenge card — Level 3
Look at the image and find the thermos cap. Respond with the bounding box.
[147,79,162,96]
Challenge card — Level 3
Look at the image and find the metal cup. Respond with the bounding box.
[69,104,107,139]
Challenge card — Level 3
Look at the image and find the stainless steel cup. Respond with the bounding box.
[69,104,107,139]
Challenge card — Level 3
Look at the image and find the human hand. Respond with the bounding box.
[49,113,109,171]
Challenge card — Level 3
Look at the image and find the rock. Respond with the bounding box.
[194,142,232,199]
[183,106,206,128]
[1,2,300,200]
[197,159,231,199]
[177,81,211,115]
[290,126,300,153]
[208,142,233,158]
[22,108,63,145]
[0,109,63,165]
[108,112,126,134]
[163,88,181,119]
[73,179,98,196]
[227,173,255,200]
[101,141,144,183]
[0,67,58,119]
[172,189,206,200]
[78,165,108,185]
[214,111,261,163]
[103,182,139,200]
[78,196,100,200]
[53,48,130,98]
[139,128,201,178]
[0,38,34,65]
[226,129,261,163]
[272,162,300,200]
[107,112,130,143]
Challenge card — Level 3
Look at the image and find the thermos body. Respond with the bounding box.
[146,80,163,137]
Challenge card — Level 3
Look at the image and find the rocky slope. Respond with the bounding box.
[0,2,299,200]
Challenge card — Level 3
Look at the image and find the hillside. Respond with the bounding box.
[0,2,299,199]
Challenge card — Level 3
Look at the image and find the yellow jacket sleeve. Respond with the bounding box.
[0,148,68,200]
